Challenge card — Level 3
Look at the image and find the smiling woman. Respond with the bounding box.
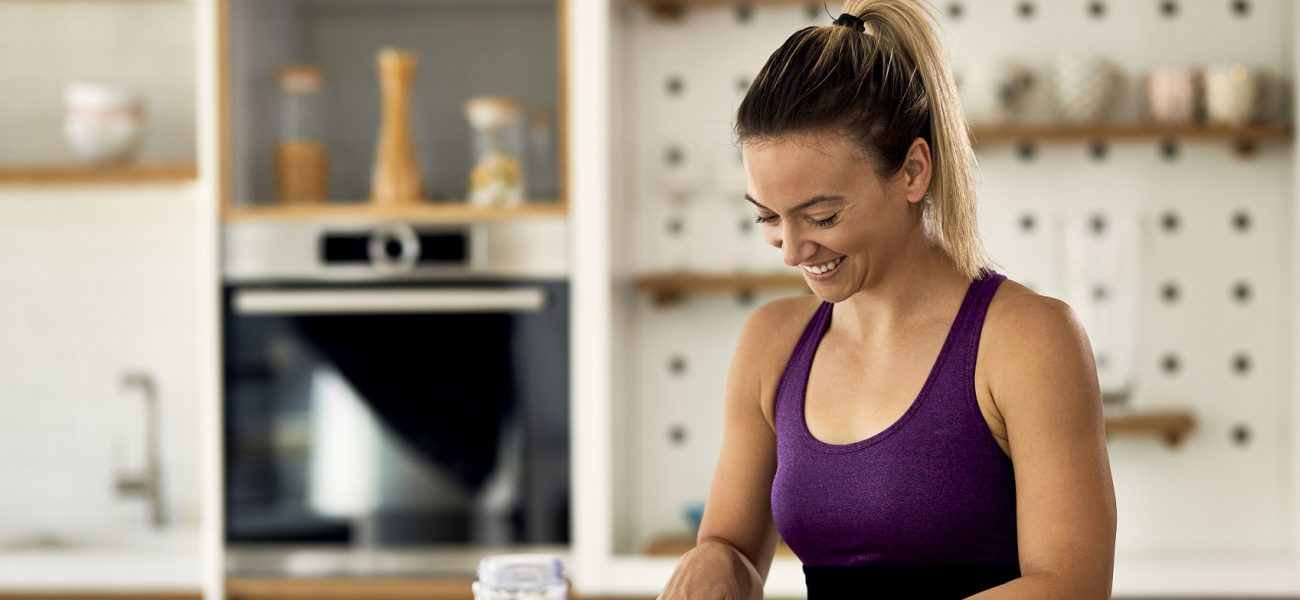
[656,1,1116,599]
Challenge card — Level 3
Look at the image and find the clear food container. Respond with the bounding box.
[472,554,568,600]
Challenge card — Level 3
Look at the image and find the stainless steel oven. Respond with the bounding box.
[222,218,569,548]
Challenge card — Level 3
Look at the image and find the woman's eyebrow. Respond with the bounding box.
[744,194,846,211]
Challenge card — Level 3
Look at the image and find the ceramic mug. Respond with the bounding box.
[1047,55,1122,125]
[1204,63,1268,126]
[958,57,1034,124]
[63,80,145,163]
[1143,66,1201,125]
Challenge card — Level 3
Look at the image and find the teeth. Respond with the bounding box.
[803,256,843,275]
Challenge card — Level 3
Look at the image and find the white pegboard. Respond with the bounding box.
[608,0,1297,591]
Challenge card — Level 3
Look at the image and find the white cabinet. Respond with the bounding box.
[0,187,209,591]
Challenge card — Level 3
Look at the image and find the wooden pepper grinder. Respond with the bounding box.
[371,47,423,204]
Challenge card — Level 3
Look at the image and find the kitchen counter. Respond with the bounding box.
[226,544,570,579]
[0,528,201,591]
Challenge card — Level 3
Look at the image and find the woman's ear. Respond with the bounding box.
[901,137,933,205]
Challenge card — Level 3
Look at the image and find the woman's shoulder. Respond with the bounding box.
[985,276,1079,338]
[738,294,824,429]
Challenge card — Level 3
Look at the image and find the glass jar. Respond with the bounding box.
[465,96,525,207]
[275,65,328,203]
[526,106,558,202]
[472,554,568,600]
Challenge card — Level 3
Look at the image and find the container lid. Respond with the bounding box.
[279,65,324,92]
[465,96,523,129]
[476,554,566,589]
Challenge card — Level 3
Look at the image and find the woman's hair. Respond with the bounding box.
[735,0,992,280]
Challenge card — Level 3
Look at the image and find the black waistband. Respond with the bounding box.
[803,563,1021,599]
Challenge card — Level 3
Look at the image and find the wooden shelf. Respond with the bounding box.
[0,162,198,186]
[969,123,1291,156]
[634,271,810,306]
[1105,408,1196,449]
[222,201,568,224]
[645,533,795,558]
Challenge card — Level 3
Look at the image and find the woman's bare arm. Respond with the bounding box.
[659,299,794,599]
[968,293,1118,599]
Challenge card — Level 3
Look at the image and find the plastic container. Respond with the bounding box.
[472,554,568,600]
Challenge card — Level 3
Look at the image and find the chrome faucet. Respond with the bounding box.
[114,371,166,528]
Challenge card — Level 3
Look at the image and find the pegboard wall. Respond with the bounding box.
[611,0,1297,569]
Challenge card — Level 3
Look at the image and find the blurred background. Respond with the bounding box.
[0,0,1295,598]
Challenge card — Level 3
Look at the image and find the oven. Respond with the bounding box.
[222,219,569,548]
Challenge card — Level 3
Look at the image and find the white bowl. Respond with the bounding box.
[63,80,145,163]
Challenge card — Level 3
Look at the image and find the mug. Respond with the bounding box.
[958,57,1034,125]
[1204,63,1268,126]
[1143,66,1201,125]
[1047,55,1123,125]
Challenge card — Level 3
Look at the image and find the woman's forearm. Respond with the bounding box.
[964,572,1110,600]
[659,540,765,600]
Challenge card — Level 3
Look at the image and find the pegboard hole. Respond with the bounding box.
[668,424,688,446]
[1018,213,1036,233]
[734,4,753,23]
[668,354,688,375]
[1095,352,1109,369]
[1232,280,1252,304]
[1089,141,1107,161]
[1092,284,1108,302]
[1017,143,1036,161]
[737,75,752,94]
[1160,353,1180,375]
[1087,1,1106,18]
[1017,1,1035,19]
[1231,424,1251,447]
[1160,140,1180,161]
[665,145,684,167]
[805,3,821,20]
[1160,0,1179,18]
[736,289,756,306]
[666,216,685,237]
[1160,210,1180,234]
[1231,209,1252,233]
[1232,352,1252,376]
[739,215,754,234]
[1160,281,1180,304]
[665,75,685,96]
[1231,0,1250,18]
[947,2,964,19]
[1089,213,1107,236]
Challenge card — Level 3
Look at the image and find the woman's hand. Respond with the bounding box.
[658,540,764,600]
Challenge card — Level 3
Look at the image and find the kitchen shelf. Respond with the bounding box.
[968,123,1291,157]
[0,162,198,186]
[633,271,810,306]
[222,201,568,224]
[1105,408,1197,449]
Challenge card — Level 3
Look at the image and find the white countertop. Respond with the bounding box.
[0,527,201,591]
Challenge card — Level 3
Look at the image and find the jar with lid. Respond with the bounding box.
[465,96,525,207]
[275,65,329,203]
[472,554,568,600]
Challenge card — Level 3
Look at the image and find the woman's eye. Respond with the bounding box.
[753,213,840,227]
[811,214,839,228]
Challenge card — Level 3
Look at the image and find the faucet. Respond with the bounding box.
[114,371,166,529]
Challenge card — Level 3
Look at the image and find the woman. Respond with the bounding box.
[657,1,1116,598]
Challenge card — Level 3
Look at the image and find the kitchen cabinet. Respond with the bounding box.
[216,0,568,224]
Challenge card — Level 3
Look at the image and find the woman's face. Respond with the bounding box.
[741,133,929,302]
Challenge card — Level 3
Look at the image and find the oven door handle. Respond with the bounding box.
[233,287,548,315]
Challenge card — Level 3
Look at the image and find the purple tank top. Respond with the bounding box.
[770,270,1018,568]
